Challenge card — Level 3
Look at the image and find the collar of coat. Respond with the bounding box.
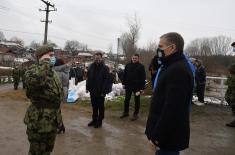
[162,51,185,67]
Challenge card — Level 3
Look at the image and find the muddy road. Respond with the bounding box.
[0,84,235,155]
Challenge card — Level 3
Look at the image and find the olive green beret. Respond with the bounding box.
[36,45,54,58]
[231,42,235,47]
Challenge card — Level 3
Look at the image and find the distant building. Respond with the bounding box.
[0,40,23,50]
[14,58,29,63]
[0,47,16,66]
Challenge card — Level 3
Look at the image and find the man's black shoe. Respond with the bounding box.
[94,120,102,128]
[226,120,235,127]
[131,115,138,121]
[88,120,96,127]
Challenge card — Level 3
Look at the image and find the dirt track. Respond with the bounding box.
[0,84,235,155]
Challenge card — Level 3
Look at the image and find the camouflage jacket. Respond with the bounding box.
[20,68,26,79]
[225,63,235,106]
[12,68,21,79]
[24,60,63,133]
[24,60,63,104]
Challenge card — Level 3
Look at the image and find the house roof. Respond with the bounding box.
[78,52,93,57]
[0,41,23,49]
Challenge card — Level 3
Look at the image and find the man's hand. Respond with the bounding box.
[148,140,160,152]
[135,91,141,96]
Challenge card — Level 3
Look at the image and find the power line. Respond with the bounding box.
[39,0,57,45]
[0,28,110,50]
[0,28,43,36]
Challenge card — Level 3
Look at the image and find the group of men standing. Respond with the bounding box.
[12,65,26,90]
[85,32,194,155]
[21,32,235,155]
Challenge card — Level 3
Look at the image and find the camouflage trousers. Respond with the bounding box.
[27,130,56,155]
[13,78,20,89]
[231,103,235,115]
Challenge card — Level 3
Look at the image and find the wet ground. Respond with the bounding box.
[0,84,235,155]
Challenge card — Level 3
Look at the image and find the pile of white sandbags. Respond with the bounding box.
[67,79,125,103]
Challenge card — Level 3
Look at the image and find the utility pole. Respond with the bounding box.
[39,0,57,45]
[115,37,120,68]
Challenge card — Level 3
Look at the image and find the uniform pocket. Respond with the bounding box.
[24,105,40,130]
[38,109,57,133]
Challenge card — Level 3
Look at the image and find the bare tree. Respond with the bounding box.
[209,36,232,55]
[64,40,88,56]
[120,15,141,61]
[146,41,158,53]
[29,41,41,50]
[120,32,133,61]
[47,40,58,48]
[0,31,6,41]
[10,36,24,47]
[108,44,113,55]
[186,35,232,56]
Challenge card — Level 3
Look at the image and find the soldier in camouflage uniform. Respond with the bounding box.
[21,65,27,89]
[12,66,21,90]
[24,45,64,155]
[225,42,235,127]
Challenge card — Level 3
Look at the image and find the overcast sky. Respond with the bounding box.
[0,0,234,52]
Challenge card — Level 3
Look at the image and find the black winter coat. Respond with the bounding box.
[86,62,110,96]
[122,62,146,91]
[195,66,206,85]
[145,52,194,151]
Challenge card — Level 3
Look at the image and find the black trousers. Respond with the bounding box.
[196,84,205,103]
[124,89,140,115]
[91,95,105,121]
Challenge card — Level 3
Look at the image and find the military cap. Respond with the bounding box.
[36,45,54,58]
[231,42,235,47]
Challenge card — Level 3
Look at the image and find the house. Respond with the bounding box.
[0,40,23,53]
[0,47,16,66]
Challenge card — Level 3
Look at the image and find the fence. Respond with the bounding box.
[0,75,229,105]
[205,76,227,105]
[0,76,14,84]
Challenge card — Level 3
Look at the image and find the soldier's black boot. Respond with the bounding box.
[120,112,129,119]
[88,119,97,127]
[226,119,235,127]
[131,114,139,121]
[94,119,102,128]
[57,123,65,134]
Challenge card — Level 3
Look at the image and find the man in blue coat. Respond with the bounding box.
[145,32,194,155]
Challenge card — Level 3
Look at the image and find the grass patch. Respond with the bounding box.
[71,95,151,114]
[1,89,152,115]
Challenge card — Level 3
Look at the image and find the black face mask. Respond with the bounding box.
[156,48,165,64]
[95,59,102,64]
